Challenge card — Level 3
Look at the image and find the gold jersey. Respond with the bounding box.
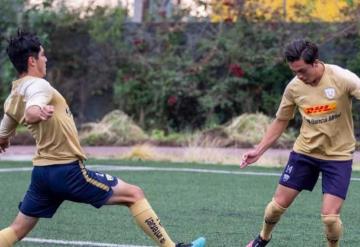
[276,64,360,160]
[4,76,86,165]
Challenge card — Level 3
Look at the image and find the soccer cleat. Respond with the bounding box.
[246,235,270,247]
[176,237,206,247]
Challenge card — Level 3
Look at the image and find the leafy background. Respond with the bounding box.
[1,0,360,143]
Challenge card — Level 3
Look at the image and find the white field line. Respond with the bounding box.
[23,237,152,247]
[1,165,360,181]
[0,167,33,172]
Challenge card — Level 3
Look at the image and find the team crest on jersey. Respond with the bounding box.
[324,87,336,99]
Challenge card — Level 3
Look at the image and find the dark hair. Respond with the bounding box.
[284,39,319,64]
[6,30,42,74]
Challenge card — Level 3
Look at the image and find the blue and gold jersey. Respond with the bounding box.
[4,76,86,165]
[277,64,360,160]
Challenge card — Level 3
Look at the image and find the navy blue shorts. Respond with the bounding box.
[279,151,352,200]
[19,160,118,218]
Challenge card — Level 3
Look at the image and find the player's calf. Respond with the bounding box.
[130,198,206,247]
[245,199,286,247]
[322,214,342,247]
[260,198,286,240]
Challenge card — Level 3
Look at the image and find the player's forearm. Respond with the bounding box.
[255,118,289,155]
[25,105,54,124]
[25,106,42,124]
[0,114,17,138]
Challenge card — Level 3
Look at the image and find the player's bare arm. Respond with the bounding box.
[240,118,289,168]
[25,105,54,124]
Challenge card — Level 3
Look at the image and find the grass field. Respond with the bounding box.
[1,160,360,247]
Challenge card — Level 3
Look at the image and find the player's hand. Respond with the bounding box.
[0,137,10,153]
[240,149,261,169]
[40,105,54,121]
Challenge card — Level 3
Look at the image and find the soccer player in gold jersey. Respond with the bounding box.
[0,30,205,247]
[241,39,360,247]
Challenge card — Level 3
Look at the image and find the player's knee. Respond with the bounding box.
[130,185,145,201]
[322,214,342,227]
[264,199,287,223]
[322,214,342,242]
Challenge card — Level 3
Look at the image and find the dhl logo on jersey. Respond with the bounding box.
[304,102,337,115]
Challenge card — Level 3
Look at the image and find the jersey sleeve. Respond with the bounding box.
[5,78,54,123]
[342,69,360,100]
[276,84,296,120]
[0,114,18,138]
[4,94,26,123]
[24,79,54,109]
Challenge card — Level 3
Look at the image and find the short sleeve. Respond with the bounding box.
[5,78,54,122]
[0,114,18,138]
[24,79,54,109]
[342,69,360,100]
[276,85,296,120]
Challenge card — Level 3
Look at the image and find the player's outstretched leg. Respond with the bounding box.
[108,180,206,247]
[176,237,206,247]
[130,198,176,246]
[129,196,206,247]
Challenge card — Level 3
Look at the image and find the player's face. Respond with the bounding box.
[288,59,320,86]
[34,46,47,78]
